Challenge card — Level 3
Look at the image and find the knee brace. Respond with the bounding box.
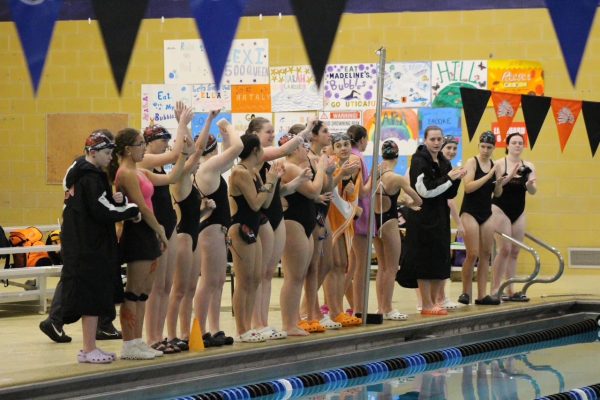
[124,292,149,302]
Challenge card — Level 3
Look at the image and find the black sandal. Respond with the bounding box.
[168,337,189,351]
[213,331,234,345]
[474,295,501,305]
[457,293,470,305]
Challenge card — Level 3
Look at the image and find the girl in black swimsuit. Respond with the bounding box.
[373,140,422,321]
[491,133,537,300]
[228,133,281,342]
[138,103,195,351]
[246,117,310,340]
[192,118,243,347]
[457,131,504,306]
[280,132,328,336]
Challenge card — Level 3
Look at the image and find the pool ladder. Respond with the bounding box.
[495,232,565,300]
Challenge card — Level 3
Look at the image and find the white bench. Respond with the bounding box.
[1,228,62,313]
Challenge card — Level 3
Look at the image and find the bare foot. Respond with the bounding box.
[285,327,310,336]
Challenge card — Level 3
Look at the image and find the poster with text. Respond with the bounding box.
[231,84,271,112]
[164,39,269,85]
[141,84,192,129]
[232,113,272,135]
[323,64,378,110]
[270,65,323,112]
[273,111,318,143]
[319,110,362,135]
[383,62,432,108]
[491,121,529,148]
[192,84,232,112]
[191,112,232,142]
[363,109,420,157]
[488,60,544,96]
[419,107,463,166]
[431,60,488,108]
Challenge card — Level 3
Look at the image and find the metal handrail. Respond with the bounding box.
[495,232,540,299]
[520,233,565,296]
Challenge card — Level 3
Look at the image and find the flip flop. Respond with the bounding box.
[77,348,113,364]
[421,306,448,316]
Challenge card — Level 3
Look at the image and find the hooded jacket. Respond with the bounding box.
[60,159,139,324]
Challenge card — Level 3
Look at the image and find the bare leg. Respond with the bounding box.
[477,216,496,300]
[280,220,312,336]
[351,234,369,315]
[121,260,155,342]
[491,206,512,295]
[460,213,481,301]
[82,316,98,353]
[253,222,274,329]
[165,234,191,340]
[179,239,202,339]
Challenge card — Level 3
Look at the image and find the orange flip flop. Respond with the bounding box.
[421,306,448,316]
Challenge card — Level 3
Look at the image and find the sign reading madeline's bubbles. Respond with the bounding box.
[141,84,192,129]
[270,66,323,112]
[383,62,432,108]
[164,39,269,85]
[419,107,463,166]
[431,60,488,108]
[191,84,231,112]
[323,63,378,110]
[191,112,232,142]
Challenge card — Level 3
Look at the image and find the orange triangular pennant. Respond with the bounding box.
[551,98,582,152]
[491,92,522,136]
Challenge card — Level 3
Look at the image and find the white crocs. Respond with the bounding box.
[440,298,460,310]
[77,348,113,364]
[237,329,266,343]
[258,327,287,340]
[319,315,342,329]
[383,310,408,321]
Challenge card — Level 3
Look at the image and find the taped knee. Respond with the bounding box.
[138,293,149,302]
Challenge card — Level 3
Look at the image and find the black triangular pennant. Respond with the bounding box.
[581,101,600,157]
[521,94,551,150]
[291,0,347,87]
[92,0,148,94]
[460,87,491,141]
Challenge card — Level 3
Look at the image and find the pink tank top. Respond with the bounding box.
[115,168,154,211]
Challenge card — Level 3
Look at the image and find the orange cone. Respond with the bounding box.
[189,317,205,351]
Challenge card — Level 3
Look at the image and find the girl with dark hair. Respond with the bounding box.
[346,124,371,317]
[192,119,243,346]
[280,132,328,336]
[163,110,214,351]
[457,131,504,306]
[491,133,537,301]
[139,101,193,351]
[228,133,281,342]
[109,110,189,359]
[62,131,140,363]
[247,117,313,340]
[373,140,422,321]
[397,126,465,316]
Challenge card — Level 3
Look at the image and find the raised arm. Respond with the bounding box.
[262,135,304,161]
[201,119,243,174]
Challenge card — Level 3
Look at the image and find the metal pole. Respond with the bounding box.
[361,47,386,324]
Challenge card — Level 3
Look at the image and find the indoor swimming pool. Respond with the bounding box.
[176,318,600,400]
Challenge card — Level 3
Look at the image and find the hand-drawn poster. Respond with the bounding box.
[488,60,544,96]
[491,121,529,148]
[431,60,488,108]
[383,62,432,108]
[231,84,271,113]
[164,40,211,84]
[270,66,323,112]
[164,39,269,85]
[232,113,272,135]
[319,111,362,135]
[273,111,318,143]
[191,84,232,112]
[323,64,378,111]
[191,112,232,142]
[141,84,192,129]
[362,109,420,156]
[419,107,463,166]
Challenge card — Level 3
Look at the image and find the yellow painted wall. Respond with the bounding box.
[1,9,599,274]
